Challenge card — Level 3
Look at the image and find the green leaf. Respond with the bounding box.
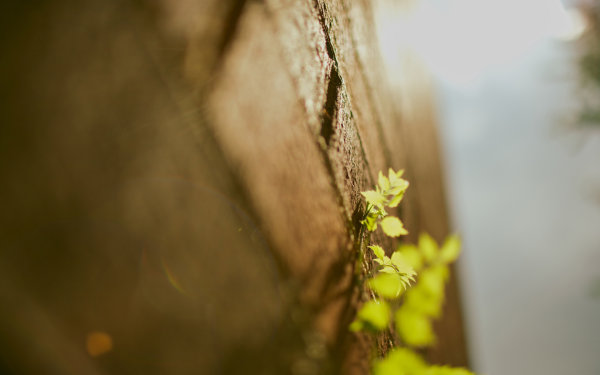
[375,206,388,217]
[369,245,386,260]
[390,251,416,279]
[376,256,396,274]
[397,244,424,271]
[373,348,427,375]
[419,233,438,263]
[388,169,409,189]
[388,179,408,192]
[387,190,405,208]
[361,190,386,208]
[379,265,397,274]
[395,308,435,347]
[372,360,407,375]
[349,320,363,332]
[440,234,461,263]
[380,216,408,237]
[420,266,447,298]
[388,168,405,183]
[362,215,378,231]
[403,287,442,318]
[378,171,390,191]
[357,300,391,331]
[389,181,409,194]
[387,169,408,194]
[368,273,405,299]
[435,264,450,280]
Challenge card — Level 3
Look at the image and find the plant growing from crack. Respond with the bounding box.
[351,168,474,375]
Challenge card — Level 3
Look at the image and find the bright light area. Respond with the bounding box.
[375,0,587,90]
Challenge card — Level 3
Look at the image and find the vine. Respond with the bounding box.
[350,168,475,375]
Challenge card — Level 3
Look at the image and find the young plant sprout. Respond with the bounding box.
[351,168,474,375]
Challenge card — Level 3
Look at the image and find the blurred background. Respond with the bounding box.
[374,0,600,373]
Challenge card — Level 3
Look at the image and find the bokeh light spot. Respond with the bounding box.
[86,331,113,357]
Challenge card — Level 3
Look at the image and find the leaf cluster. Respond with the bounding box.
[351,169,412,332]
[351,168,474,375]
[373,347,473,375]
[395,234,460,347]
[349,246,415,332]
[361,169,409,236]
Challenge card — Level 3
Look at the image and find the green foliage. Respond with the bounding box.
[373,348,474,375]
[381,216,408,237]
[419,233,438,263]
[351,168,475,375]
[440,234,461,263]
[395,308,435,347]
[369,245,386,260]
[397,244,423,271]
[372,348,426,375]
[368,273,406,299]
[394,235,459,346]
[373,249,416,281]
[361,169,409,232]
[350,300,391,332]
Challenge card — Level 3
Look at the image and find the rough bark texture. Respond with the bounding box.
[0,0,468,374]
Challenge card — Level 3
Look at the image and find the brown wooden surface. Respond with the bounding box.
[0,0,468,373]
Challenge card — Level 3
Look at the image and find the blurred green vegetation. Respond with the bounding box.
[351,170,474,375]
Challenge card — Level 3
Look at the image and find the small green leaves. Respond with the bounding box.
[381,216,408,237]
[387,191,405,208]
[397,244,424,271]
[391,252,415,278]
[362,190,386,209]
[440,234,461,263]
[416,232,461,266]
[420,267,446,299]
[351,300,391,332]
[404,287,442,318]
[387,169,409,207]
[361,214,378,231]
[388,168,406,186]
[419,233,438,263]
[373,349,474,375]
[368,273,405,299]
[378,171,390,191]
[355,169,473,375]
[361,168,409,234]
[369,245,386,260]
[395,307,435,347]
[369,247,416,292]
[373,348,426,375]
